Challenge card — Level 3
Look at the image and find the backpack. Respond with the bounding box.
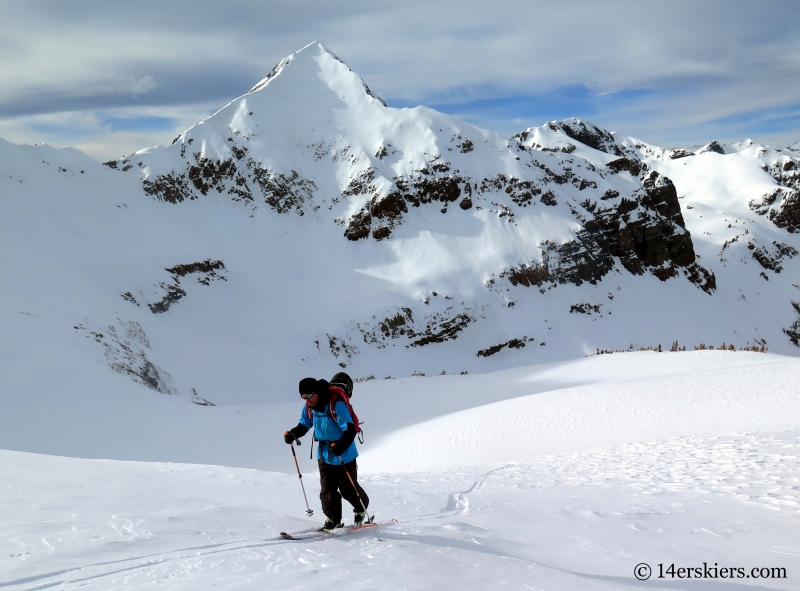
[330,371,353,397]
[306,385,363,437]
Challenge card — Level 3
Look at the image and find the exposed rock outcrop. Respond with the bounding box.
[497,170,709,291]
[142,149,316,215]
[785,301,800,346]
[74,320,175,394]
[344,206,372,241]
[570,303,602,315]
[355,304,478,350]
[696,141,726,155]
[121,260,227,314]
[476,337,530,357]
[341,163,471,240]
[750,188,800,233]
[606,157,647,177]
[668,149,694,160]
[771,193,800,233]
[748,241,798,273]
[549,119,625,156]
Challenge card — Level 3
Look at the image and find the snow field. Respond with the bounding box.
[359,351,800,472]
[2,352,800,589]
[2,429,799,590]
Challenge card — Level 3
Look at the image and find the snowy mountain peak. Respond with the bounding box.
[247,41,385,106]
[695,140,726,155]
[514,118,627,158]
[549,118,624,156]
[9,42,797,410]
[129,41,393,178]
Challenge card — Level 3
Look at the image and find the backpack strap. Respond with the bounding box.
[327,386,361,435]
[328,385,347,398]
[307,387,361,437]
[328,386,347,421]
[328,399,338,421]
[306,388,345,422]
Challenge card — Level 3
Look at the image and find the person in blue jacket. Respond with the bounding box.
[284,376,369,531]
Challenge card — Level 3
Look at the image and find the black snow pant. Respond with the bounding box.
[318,459,369,524]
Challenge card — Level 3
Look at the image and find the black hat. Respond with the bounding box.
[299,377,328,395]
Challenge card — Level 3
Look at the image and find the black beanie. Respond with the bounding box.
[298,377,328,395]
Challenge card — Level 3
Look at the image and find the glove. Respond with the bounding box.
[285,424,309,444]
[333,423,356,453]
[330,425,355,456]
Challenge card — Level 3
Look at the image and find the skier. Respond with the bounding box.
[284,376,369,531]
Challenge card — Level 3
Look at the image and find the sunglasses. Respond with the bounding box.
[301,393,314,399]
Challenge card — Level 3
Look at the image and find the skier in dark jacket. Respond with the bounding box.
[284,376,369,531]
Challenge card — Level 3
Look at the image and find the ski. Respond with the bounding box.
[280,518,397,540]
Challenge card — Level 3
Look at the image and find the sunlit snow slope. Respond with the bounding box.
[2,353,799,590]
[2,41,800,466]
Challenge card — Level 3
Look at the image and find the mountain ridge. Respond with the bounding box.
[2,42,800,409]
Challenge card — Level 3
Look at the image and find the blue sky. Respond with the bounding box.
[1,0,798,160]
[710,105,800,137]
[392,86,662,135]
[411,87,800,149]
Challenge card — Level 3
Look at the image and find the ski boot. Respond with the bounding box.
[320,518,343,532]
[354,511,371,526]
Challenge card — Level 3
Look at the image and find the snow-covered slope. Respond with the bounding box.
[2,352,799,589]
[107,45,800,383]
[2,41,800,465]
[360,351,800,472]
[5,429,798,590]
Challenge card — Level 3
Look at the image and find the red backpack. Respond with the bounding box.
[306,385,362,436]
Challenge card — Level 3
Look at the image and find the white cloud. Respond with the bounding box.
[102,74,157,96]
[0,0,798,156]
[0,102,222,161]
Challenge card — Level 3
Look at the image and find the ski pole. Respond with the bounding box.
[338,455,372,524]
[337,454,382,541]
[288,439,313,517]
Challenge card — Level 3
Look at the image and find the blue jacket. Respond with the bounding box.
[299,400,358,464]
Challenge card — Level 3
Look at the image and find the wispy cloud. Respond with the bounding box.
[0,104,220,160]
[1,0,799,158]
[98,115,177,133]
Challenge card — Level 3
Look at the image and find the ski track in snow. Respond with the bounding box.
[1,353,799,589]
[2,430,799,590]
